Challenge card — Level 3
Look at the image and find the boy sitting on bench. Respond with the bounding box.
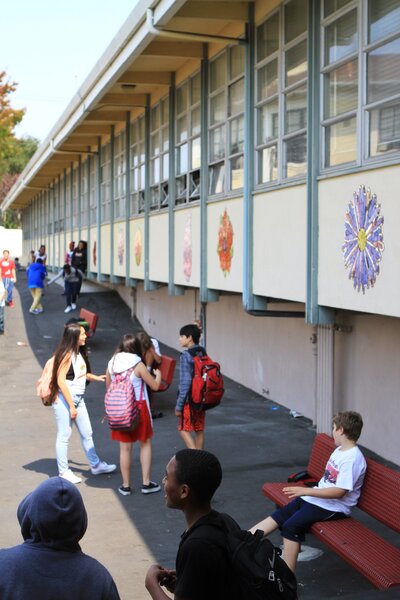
[250,411,366,573]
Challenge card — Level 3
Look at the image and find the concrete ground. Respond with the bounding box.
[0,277,399,600]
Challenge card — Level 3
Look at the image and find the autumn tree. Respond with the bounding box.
[0,71,39,227]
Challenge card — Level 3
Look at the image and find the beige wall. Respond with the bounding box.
[253,185,307,301]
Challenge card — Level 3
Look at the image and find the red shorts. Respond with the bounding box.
[178,403,205,432]
[111,401,153,443]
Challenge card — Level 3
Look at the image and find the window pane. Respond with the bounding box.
[285,0,308,43]
[325,117,356,166]
[191,137,201,170]
[151,132,159,156]
[325,9,357,65]
[191,73,201,104]
[230,45,245,79]
[258,99,279,144]
[191,107,201,136]
[324,0,351,18]
[177,143,188,175]
[210,125,225,161]
[229,78,244,116]
[210,92,226,125]
[231,156,244,189]
[284,133,307,177]
[151,158,160,184]
[151,105,160,130]
[177,115,188,143]
[257,12,279,62]
[325,60,358,118]
[162,128,169,152]
[367,38,400,104]
[162,153,169,180]
[230,117,244,155]
[369,0,400,44]
[257,59,278,101]
[369,101,400,156]
[285,85,307,134]
[210,54,227,92]
[161,98,169,123]
[259,145,278,183]
[285,40,307,87]
[209,163,225,195]
[177,83,188,114]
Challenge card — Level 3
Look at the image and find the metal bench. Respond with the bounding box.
[262,433,400,590]
[78,308,98,338]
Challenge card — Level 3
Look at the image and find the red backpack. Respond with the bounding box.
[188,347,224,411]
[104,367,140,431]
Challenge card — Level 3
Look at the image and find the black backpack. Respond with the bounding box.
[214,513,298,600]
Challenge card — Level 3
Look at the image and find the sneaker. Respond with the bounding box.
[30,308,40,314]
[60,469,82,484]
[118,485,132,496]
[8,300,14,308]
[141,481,161,494]
[71,303,77,310]
[91,461,117,475]
[64,305,72,313]
[36,308,44,314]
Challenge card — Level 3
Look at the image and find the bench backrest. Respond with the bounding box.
[79,308,98,336]
[307,433,400,533]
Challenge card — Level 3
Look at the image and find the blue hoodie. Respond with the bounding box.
[0,477,120,600]
[27,261,46,289]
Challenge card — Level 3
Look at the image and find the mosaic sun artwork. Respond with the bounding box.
[342,186,384,294]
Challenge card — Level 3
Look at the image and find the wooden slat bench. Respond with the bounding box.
[79,308,98,338]
[262,433,400,590]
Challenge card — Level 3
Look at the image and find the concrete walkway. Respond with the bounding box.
[0,278,398,599]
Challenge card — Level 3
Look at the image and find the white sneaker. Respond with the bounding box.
[64,306,72,313]
[60,469,82,484]
[71,303,77,310]
[91,461,117,475]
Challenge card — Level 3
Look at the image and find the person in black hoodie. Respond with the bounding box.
[0,477,120,600]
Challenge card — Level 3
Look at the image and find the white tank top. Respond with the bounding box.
[66,352,87,396]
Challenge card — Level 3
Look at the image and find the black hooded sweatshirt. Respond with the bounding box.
[0,477,120,600]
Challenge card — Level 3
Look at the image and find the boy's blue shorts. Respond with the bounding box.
[271,497,346,543]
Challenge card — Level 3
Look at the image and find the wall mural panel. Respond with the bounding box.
[342,186,384,294]
[217,208,234,277]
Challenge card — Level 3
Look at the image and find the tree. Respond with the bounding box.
[0,71,39,227]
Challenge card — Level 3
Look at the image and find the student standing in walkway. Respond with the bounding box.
[106,334,162,496]
[175,324,206,450]
[0,249,17,307]
[0,279,6,333]
[47,264,83,313]
[49,322,116,484]
[27,257,46,314]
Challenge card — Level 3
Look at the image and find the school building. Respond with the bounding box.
[2,0,399,465]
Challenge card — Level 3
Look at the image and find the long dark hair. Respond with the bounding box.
[114,333,142,358]
[49,324,90,398]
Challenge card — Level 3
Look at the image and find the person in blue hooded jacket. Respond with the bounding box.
[26,257,46,314]
[0,477,120,600]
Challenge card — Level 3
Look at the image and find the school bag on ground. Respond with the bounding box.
[214,513,298,600]
[104,367,140,431]
[188,347,224,411]
[36,356,55,406]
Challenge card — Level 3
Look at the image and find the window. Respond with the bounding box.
[256,0,308,184]
[100,142,111,222]
[59,176,65,233]
[130,115,145,215]
[114,131,126,220]
[89,156,97,225]
[150,96,169,210]
[72,167,78,229]
[175,72,201,205]
[81,160,89,227]
[322,0,400,167]
[65,173,71,229]
[209,46,245,195]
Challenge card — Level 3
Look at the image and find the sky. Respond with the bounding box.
[1,0,140,142]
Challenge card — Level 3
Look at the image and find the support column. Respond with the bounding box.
[316,325,334,433]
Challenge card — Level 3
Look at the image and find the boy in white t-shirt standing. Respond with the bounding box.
[251,411,366,573]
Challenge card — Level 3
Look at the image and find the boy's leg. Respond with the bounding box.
[282,538,301,573]
[179,430,196,449]
[194,430,204,449]
[29,288,36,310]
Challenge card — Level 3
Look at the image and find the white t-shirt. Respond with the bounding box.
[303,445,367,515]
[66,353,87,396]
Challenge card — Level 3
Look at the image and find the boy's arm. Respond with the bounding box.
[283,485,346,500]
[175,352,192,412]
